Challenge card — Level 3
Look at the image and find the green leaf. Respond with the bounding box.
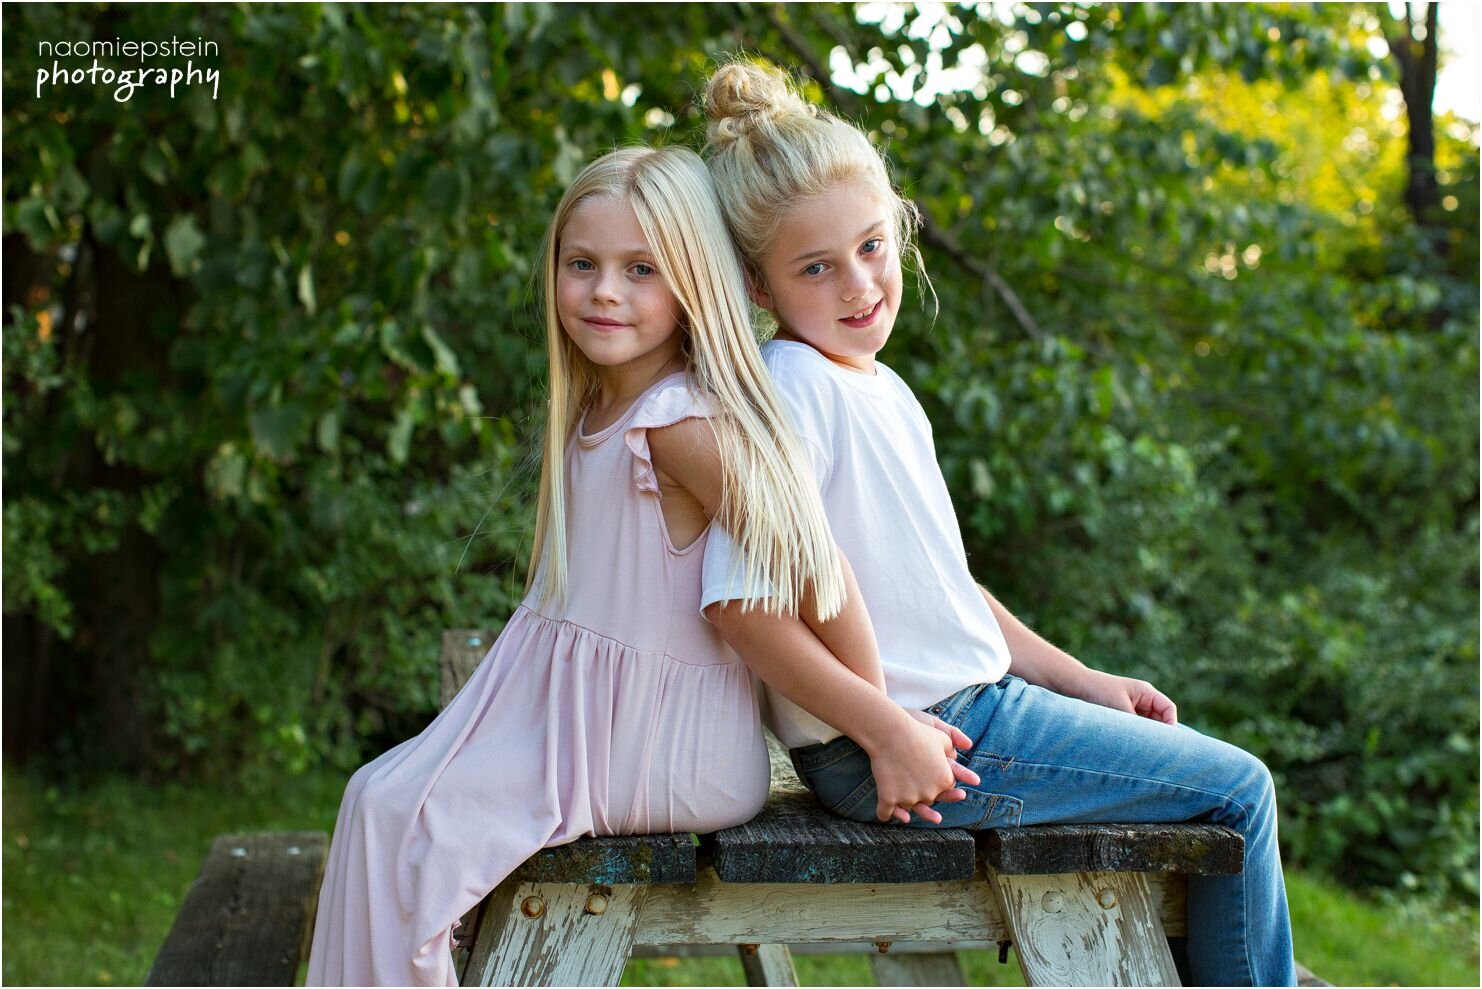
[164,215,207,277]
[421,324,460,377]
[249,402,309,459]
[387,406,415,464]
[13,198,56,246]
[316,408,341,453]
[298,264,317,315]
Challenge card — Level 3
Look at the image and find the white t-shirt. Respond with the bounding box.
[702,340,1012,748]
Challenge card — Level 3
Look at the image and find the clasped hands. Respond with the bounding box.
[865,707,981,825]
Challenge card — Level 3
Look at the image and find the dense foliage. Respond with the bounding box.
[4,3,1476,897]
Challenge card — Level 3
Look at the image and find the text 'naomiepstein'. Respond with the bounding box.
[36,37,221,102]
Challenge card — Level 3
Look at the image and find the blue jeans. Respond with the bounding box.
[790,675,1296,987]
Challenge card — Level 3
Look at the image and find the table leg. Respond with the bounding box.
[464,879,648,987]
[985,869,1180,987]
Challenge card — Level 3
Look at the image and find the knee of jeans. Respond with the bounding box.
[1228,748,1278,820]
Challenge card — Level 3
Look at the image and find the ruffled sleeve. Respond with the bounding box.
[623,376,720,495]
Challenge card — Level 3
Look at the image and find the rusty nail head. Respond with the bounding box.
[740,943,759,955]
[1097,888,1118,910]
[875,941,892,954]
[520,895,545,919]
[584,893,609,915]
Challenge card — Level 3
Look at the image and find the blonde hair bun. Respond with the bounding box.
[704,60,816,147]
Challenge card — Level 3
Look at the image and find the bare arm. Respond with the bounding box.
[978,584,1178,725]
[796,546,886,692]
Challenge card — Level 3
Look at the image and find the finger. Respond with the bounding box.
[1161,697,1179,725]
[912,802,942,824]
[876,798,894,823]
[1142,691,1177,725]
[933,787,967,803]
[937,719,973,751]
[892,806,912,825]
[951,761,981,786]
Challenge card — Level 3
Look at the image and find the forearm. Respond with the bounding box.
[708,602,911,753]
[798,548,886,693]
[979,584,1090,693]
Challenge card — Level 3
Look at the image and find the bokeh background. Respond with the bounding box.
[3,3,1478,985]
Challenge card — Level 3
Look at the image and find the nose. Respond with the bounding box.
[839,259,870,302]
[592,267,622,305]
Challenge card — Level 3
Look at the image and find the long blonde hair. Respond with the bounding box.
[527,145,845,618]
[702,58,927,297]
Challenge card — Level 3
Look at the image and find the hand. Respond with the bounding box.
[864,711,981,824]
[1071,669,1178,725]
[904,707,974,752]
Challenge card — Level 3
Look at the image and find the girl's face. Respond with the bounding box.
[556,195,685,374]
[752,177,903,374]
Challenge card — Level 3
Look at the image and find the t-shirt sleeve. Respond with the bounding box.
[700,523,777,610]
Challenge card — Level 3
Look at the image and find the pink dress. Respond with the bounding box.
[306,374,771,986]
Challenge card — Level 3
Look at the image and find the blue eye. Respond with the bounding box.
[570,258,595,271]
[802,262,826,276]
[632,263,656,277]
[862,238,883,255]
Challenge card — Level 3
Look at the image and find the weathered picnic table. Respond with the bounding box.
[147,629,1326,987]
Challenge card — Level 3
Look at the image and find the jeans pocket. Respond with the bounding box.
[829,773,882,821]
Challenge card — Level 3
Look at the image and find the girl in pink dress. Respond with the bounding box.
[304,146,963,986]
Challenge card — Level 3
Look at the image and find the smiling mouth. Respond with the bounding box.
[582,317,628,329]
[840,299,882,325]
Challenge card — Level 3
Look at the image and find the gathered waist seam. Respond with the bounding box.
[512,605,741,671]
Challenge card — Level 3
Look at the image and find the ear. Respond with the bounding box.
[745,271,774,311]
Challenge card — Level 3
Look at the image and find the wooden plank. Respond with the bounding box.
[631,940,1000,958]
[441,628,495,708]
[982,823,1243,876]
[146,831,327,987]
[516,833,696,884]
[869,950,968,986]
[986,869,1180,987]
[634,865,1006,945]
[466,880,648,986]
[739,943,800,987]
[631,865,1191,945]
[709,790,977,884]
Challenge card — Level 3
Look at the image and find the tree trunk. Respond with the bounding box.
[1391,2,1443,245]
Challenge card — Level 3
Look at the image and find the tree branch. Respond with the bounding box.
[917,210,1045,341]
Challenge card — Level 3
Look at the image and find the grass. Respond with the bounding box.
[4,762,1477,987]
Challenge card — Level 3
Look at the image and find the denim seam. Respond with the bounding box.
[992,759,1257,821]
[791,740,863,773]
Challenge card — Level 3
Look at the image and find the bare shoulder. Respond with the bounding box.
[646,416,724,510]
[646,416,721,470]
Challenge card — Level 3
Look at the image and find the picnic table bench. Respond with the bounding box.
[147,629,1327,987]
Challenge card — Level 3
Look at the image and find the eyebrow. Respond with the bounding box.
[787,221,888,265]
[559,241,654,258]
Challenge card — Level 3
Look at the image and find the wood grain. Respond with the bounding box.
[145,831,327,987]
[983,823,1243,877]
[466,880,648,987]
[739,943,800,987]
[986,870,1180,987]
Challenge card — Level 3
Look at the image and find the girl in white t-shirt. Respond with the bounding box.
[696,60,1297,988]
